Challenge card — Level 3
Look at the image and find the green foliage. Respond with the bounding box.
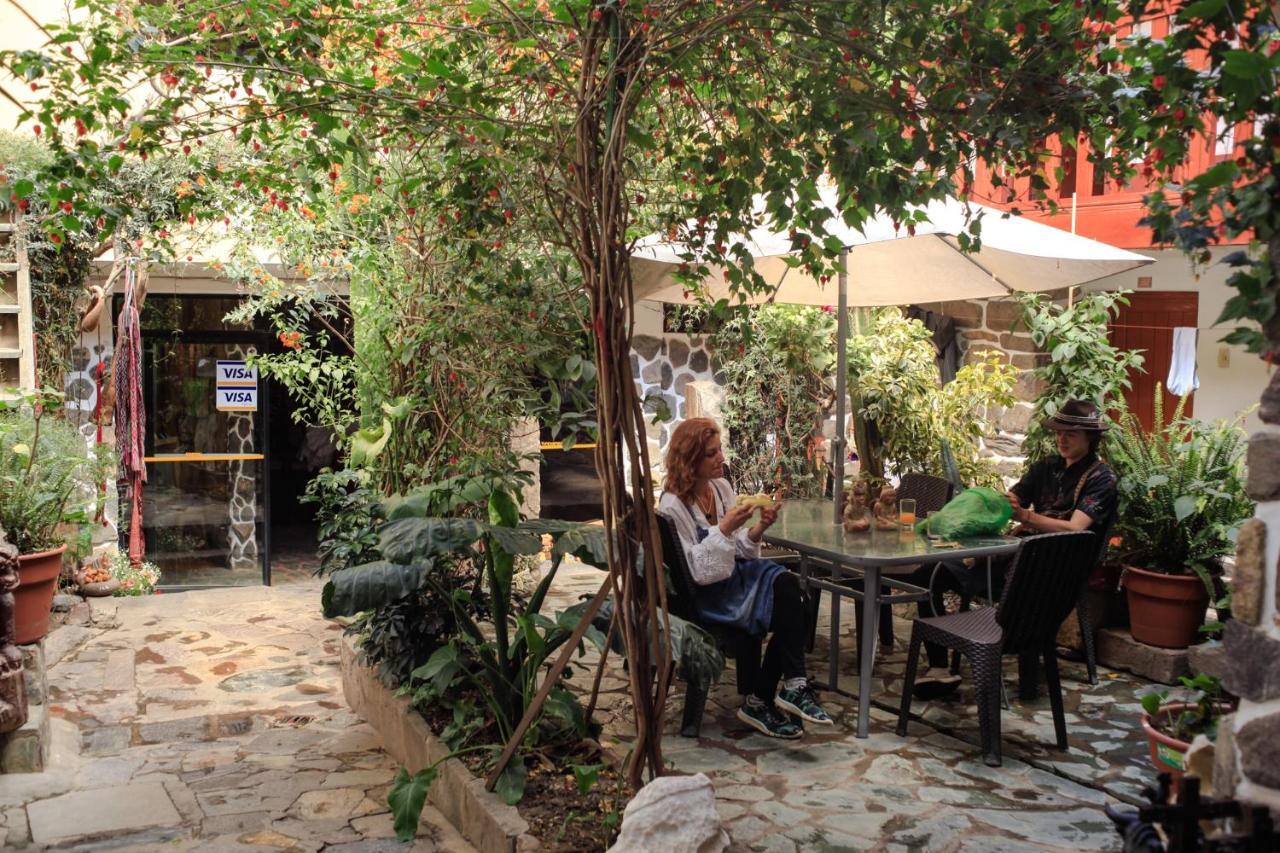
[710,305,835,496]
[846,311,1016,488]
[0,389,112,555]
[300,468,383,577]
[1109,389,1253,594]
[106,550,160,596]
[388,767,437,843]
[1018,291,1144,460]
[1140,673,1227,744]
[1065,0,1280,355]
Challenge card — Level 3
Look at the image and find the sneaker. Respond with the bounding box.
[737,701,803,739]
[912,667,962,699]
[775,684,834,725]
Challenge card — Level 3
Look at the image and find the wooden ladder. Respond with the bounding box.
[0,209,35,391]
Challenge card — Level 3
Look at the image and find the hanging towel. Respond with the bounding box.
[1167,327,1200,396]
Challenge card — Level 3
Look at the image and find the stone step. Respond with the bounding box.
[1,701,50,773]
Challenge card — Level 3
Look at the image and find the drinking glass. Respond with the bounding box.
[925,511,944,543]
[899,498,917,528]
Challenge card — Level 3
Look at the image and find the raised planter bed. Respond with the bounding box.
[338,634,541,853]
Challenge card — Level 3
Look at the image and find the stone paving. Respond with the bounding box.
[0,583,473,851]
[1,558,1177,852]
[544,560,1174,852]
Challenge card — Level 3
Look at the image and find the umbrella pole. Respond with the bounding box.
[832,250,848,525]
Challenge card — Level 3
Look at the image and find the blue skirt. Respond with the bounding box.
[694,558,788,638]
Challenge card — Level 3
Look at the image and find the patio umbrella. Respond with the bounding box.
[632,186,1153,522]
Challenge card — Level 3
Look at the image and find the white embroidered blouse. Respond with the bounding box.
[657,478,761,586]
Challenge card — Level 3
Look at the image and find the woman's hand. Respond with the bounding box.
[718,504,756,536]
[747,502,779,543]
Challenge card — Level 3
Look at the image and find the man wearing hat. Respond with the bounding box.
[908,399,1118,698]
[1005,399,1117,536]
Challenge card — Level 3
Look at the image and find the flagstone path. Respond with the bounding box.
[3,560,1174,852]
[544,560,1175,852]
[0,583,472,852]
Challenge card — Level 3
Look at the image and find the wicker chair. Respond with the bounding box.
[895,530,1098,766]
[656,513,766,738]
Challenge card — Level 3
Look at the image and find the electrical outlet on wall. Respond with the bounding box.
[1217,346,1230,368]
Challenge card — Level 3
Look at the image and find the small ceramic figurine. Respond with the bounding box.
[842,480,871,533]
[873,484,899,530]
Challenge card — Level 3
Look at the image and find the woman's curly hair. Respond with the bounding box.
[663,417,720,502]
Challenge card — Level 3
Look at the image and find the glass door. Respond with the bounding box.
[128,335,270,588]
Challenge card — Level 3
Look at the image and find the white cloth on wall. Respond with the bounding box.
[1167,327,1200,396]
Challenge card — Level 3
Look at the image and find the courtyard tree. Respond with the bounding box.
[5,0,1139,787]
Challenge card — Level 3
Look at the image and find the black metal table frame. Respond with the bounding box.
[766,536,1020,738]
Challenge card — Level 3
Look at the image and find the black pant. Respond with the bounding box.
[740,571,808,702]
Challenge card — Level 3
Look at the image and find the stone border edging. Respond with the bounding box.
[339,634,542,852]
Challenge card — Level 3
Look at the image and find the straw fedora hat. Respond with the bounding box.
[1041,399,1110,432]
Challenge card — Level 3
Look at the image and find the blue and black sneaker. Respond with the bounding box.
[775,684,834,725]
[737,698,803,739]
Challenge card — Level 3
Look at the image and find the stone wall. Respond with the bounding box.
[1211,370,1280,816]
[898,296,1061,478]
[64,327,118,557]
[630,333,722,484]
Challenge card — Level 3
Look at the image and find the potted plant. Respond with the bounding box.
[1139,673,1233,779]
[1108,391,1252,649]
[0,389,112,644]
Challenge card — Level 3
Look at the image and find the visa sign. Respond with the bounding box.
[216,387,259,411]
[216,360,258,386]
[215,360,258,411]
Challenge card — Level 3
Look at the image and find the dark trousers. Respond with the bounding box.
[906,557,1043,697]
[738,571,808,702]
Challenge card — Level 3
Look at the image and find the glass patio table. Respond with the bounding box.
[762,499,1020,738]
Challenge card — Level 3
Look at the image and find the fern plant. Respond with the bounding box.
[1108,387,1253,596]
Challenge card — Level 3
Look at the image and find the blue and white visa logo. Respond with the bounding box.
[216,360,258,387]
[216,387,258,411]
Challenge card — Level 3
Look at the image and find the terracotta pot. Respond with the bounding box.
[15,545,67,645]
[1140,702,1231,781]
[1123,565,1208,649]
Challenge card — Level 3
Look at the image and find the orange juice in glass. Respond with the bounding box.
[899,498,917,528]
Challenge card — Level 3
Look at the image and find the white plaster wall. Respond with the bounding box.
[1081,247,1269,432]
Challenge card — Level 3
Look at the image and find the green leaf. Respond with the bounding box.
[1223,50,1271,80]
[495,759,526,805]
[1178,0,1226,20]
[320,559,433,617]
[1140,692,1164,717]
[389,766,437,842]
[12,179,33,198]
[410,643,461,691]
[488,489,520,528]
[378,517,484,562]
[350,417,391,467]
[572,763,604,796]
[1174,495,1199,522]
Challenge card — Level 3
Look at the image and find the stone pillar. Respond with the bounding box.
[1216,369,1280,815]
[510,417,541,518]
[0,532,26,738]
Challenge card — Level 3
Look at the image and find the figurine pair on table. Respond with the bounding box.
[842,480,899,533]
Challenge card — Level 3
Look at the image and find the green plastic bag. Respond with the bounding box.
[915,486,1012,539]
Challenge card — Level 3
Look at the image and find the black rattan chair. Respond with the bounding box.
[895,530,1098,766]
[656,513,765,738]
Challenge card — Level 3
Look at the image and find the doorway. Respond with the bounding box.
[1108,291,1199,431]
[121,294,324,588]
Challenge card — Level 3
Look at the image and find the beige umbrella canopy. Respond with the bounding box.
[632,185,1153,520]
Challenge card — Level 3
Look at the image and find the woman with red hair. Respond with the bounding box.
[658,418,832,738]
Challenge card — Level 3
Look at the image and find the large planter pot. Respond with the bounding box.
[1123,565,1208,650]
[15,545,66,645]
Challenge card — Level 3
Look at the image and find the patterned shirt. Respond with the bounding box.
[1010,452,1118,531]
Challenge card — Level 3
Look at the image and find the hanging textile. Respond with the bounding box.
[114,266,147,566]
[905,305,961,384]
[1166,327,1200,396]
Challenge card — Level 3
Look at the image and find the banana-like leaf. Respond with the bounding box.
[321,559,434,617]
[379,517,484,563]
